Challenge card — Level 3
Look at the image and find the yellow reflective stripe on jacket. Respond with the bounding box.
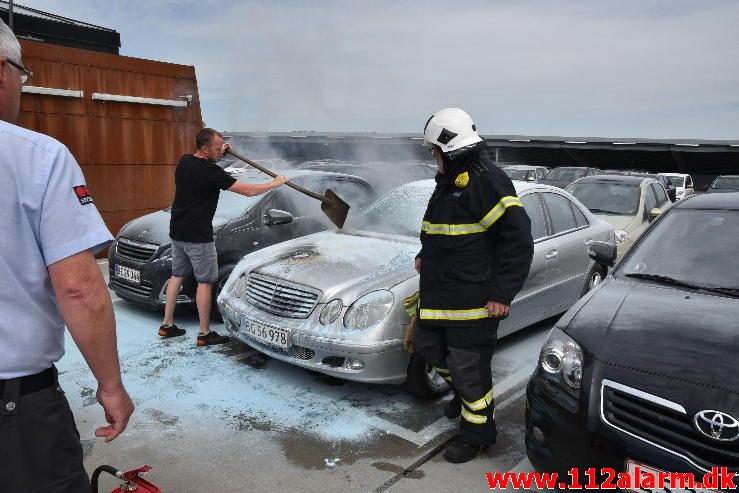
[419,307,489,321]
[479,196,523,229]
[421,221,487,236]
[403,292,420,317]
[420,196,523,236]
[461,407,487,424]
[463,388,494,412]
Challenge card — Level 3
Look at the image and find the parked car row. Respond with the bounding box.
[502,166,679,256]
[501,165,697,201]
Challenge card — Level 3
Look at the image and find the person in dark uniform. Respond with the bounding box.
[413,108,534,463]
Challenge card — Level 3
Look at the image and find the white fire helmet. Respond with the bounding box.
[423,108,483,154]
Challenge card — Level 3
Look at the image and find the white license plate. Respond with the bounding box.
[114,264,141,285]
[240,318,290,349]
[624,460,720,493]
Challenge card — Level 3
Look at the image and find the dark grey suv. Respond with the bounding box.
[108,168,376,315]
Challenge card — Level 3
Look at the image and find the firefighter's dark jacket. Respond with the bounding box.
[417,145,534,327]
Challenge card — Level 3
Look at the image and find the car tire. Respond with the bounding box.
[582,262,606,296]
[210,265,234,322]
[403,353,450,400]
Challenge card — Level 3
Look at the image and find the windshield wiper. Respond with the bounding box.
[625,273,739,298]
[587,208,620,215]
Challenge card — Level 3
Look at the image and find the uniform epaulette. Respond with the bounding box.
[471,162,490,176]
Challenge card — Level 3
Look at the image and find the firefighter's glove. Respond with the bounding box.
[403,314,417,353]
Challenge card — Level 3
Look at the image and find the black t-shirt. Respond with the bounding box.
[169,154,237,243]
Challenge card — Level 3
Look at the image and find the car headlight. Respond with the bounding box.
[157,246,172,260]
[539,327,583,391]
[231,275,247,298]
[319,299,343,325]
[343,290,394,331]
[614,229,629,244]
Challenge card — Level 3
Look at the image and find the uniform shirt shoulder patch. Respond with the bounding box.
[455,171,470,188]
[73,185,94,205]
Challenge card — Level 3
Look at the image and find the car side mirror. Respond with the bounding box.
[649,207,662,220]
[588,240,617,267]
[527,175,536,181]
[266,209,294,225]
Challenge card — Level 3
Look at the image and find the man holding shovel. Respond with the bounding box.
[159,128,288,345]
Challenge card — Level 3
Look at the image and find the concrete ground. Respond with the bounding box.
[57,261,550,492]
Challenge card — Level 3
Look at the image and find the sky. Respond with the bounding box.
[23,0,739,139]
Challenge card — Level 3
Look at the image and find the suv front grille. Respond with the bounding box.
[601,380,739,473]
[116,238,158,263]
[244,273,321,319]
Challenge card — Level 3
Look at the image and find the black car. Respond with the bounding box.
[526,192,739,485]
[108,169,376,315]
[541,167,601,189]
[706,175,739,194]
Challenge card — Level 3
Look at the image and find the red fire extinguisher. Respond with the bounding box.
[91,465,161,493]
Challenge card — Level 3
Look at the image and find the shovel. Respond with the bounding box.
[225,148,350,229]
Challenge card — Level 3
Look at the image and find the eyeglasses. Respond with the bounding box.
[5,59,33,84]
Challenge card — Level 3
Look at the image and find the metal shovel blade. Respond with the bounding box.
[321,189,350,229]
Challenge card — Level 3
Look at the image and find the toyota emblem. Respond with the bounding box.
[693,410,739,442]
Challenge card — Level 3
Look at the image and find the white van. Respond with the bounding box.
[658,173,694,199]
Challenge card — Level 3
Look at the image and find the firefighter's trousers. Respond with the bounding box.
[413,318,499,446]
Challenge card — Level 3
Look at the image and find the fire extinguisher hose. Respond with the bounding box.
[91,465,122,493]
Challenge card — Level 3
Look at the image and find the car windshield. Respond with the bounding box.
[346,182,433,236]
[621,209,739,290]
[214,175,272,219]
[504,169,530,181]
[711,177,739,190]
[667,176,685,187]
[566,182,640,216]
[546,168,588,181]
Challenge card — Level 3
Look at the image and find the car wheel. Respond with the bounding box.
[582,263,606,296]
[403,353,450,400]
[210,265,234,322]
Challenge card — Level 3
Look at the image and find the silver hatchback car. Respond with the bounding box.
[218,180,614,398]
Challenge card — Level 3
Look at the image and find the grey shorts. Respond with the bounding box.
[171,239,218,284]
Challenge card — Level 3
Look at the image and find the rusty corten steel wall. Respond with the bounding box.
[17,39,203,247]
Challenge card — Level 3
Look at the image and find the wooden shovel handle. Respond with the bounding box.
[225,148,327,203]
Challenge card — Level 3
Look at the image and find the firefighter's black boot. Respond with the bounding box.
[443,437,490,463]
[444,393,461,419]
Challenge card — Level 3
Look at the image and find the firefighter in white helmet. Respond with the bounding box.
[414,108,534,463]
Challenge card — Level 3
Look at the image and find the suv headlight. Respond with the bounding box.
[319,299,343,325]
[614,229,629,244]
[343,290,394,331]
[157,246,172,260]
[539,327,583,392]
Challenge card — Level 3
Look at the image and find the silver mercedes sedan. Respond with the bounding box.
[217,180,614,398]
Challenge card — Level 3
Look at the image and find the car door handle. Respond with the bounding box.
[584,239,593,246]
[546,249,558,260]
